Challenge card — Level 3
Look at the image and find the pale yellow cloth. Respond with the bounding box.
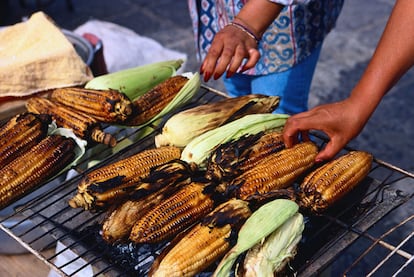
[0,11,93,97]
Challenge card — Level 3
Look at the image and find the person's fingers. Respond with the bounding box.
[224,48,246,78]
[200,41,225,81]
[315,137,346,162]
[241,49,260,72]
[283,129,298,148]
[227,47,260,78]
[211,44,238,80]
[315,145,339,162]
[282,112,315,147]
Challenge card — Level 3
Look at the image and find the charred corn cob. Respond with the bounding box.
[68,146,182,210]
[213,199,299,277]
[299,150,373,214]
[230,141,318,201]
[155,94,280,148]
[129,181,216,244]
[0,134,76,209]
[26,97,116,147]
[149,199,252,277]
[0,112,51,167]
[206,131,285,182]
[242,213,304,277]
[102,175,190,244]
[125,75,189,126]
[50,87,133,123]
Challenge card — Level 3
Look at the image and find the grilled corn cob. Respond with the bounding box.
[85,59,184,101]
[125,75,189,126]
[149,199,252,277]
[155,94,280,148]
[0,112,51,167]
[0,134,76,209]
[213,199,299,277]
[230,141,318,201]
[241,213,304,277]
[102,176,190,244]
[206,131,285,182]
[298,150,373,214]
[68,146,181,210]
[129,181,216,244]
[26,97,116,147]
[50,87,133,123]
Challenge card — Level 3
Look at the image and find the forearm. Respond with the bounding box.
[233,0,284,39]
[349,0,414,118]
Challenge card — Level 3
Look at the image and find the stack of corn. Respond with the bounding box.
[0,112,78,209]
[24,59,197,147]
[59,60,374,276]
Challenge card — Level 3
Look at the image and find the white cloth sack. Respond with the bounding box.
[74,20,187,73]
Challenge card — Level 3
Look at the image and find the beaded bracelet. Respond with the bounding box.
[227,21,261,44]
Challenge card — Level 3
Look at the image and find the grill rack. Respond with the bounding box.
[1,85,413,276]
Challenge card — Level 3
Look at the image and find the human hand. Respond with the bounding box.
[282,98,369,162]
[199,23,260,82]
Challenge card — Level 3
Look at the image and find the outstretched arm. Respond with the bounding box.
[283,0,414,162]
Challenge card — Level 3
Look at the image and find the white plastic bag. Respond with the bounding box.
[74,20,187,73]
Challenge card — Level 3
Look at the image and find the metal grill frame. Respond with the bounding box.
[1,85,413,276]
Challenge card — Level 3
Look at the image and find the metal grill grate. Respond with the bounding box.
[1,85,413,276]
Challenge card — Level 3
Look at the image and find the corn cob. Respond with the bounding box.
[125,75,189,126]
[230,141,318,201]
[0,134,76,209]
[68,146,182,210]
[181,113,289,169]
[50,87,133,123]
[0,112,51,167]
[155,94,280,148]
[213,199,299,277]
[149,199,252,277]
[298,150,373,214]
[129,181,216,244]
[206,131,285,182]
[85,59,184,101]
[26,96,116,147]
[242,213,304,277]
[102,175,190,244]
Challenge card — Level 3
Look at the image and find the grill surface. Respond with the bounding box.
[1,85,413,276]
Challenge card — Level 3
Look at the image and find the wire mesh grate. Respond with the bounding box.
[0,85,413,276]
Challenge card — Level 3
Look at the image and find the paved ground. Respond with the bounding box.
[2,0,412,172]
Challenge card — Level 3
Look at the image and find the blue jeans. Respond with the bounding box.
[223,45,322,115]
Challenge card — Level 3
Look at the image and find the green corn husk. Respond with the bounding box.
[242,213,304,276]
[181,113,289,169]
[213,199,299,277]
[85,59,184,101]
[154,94,280,148]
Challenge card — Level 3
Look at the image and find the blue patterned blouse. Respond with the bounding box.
[187,0,344,75]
